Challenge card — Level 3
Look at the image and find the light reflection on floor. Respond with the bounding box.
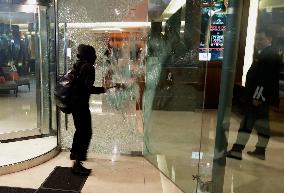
[145,109,284,193]
[0,82,37,134]
[0,86,284,192]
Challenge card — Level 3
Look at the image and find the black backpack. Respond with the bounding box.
[54,68,79,114]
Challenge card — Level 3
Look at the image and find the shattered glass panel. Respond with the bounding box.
[58,0,147,155]
[58,0,146,23]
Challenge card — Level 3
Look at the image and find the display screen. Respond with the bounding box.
[209,16,226,50]
[199,0,226,61]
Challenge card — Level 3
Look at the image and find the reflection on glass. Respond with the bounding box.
[0,13,38,134]
[0,2,57,166]
[224,1,284,193]
[143,0,228,192]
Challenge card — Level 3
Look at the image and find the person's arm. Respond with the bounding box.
[81,64,105,94]
[91,86,106,94]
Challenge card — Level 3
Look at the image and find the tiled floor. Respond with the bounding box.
[1,109,284,193]
[144,109,284,193]
[0,152,184,193]
[1,76,284,193]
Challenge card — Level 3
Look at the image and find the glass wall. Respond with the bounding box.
[144,0,284,193]
[223,0,284,192]
[144,0,229,192]
[52,0,283,193]
[0,0,57,166]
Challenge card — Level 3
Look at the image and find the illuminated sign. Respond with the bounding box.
[209,15,226,50]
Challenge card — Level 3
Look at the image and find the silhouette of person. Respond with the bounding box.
[102,49,114,88]
[156,69,174,109]
[70,44,110,175]
[226,31,282,160]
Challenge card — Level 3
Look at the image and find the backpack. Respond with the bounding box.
[54,68,79,114]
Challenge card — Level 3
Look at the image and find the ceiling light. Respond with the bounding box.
[19,5,37,13]
[162,20,185,26]
[26,0,37,4]
[92,28,122,31]
[162,0,186,18]
[64,22,151,29]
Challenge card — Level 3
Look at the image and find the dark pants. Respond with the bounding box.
[232,103,270,152]
[71,104,92,159]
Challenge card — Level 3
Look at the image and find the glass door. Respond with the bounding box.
[222,0,284,193]
[0,2,56,145]
[0,5,38,139]
[144,0,227,192]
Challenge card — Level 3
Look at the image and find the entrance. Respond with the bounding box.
[0,1,58,167]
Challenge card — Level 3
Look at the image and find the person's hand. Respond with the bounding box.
[114,83,126,89]
[252,99,262,107]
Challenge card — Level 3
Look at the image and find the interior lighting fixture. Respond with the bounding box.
[65,22,151,29]
[92,28,122,31]
[243,0,259,86]
[162,0,186,18]
[162,20,185,26]
[19,5,37,13]
[114,8,120,15]
[26,0,37,4]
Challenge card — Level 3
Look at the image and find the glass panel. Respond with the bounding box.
[0,6,39,136]
[143,0,226,192]
[57,0,146,155]
[223,0,284,193]
[0,2,57,165]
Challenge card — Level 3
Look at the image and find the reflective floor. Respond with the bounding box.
[224,109,284,193]
[0,152,183,193]
[145,109,284,193]
[0,106,283,192]
[0,75,37,134]
[0,128,283,193]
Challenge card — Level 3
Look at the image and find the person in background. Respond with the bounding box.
[102,49,114,88]
[226,31,282,160]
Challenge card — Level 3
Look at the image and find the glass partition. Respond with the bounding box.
[144,0,284,193]
[223,0,284,192]
[0,1,57,166]
[144,0,227,192]
[53,1,283,193]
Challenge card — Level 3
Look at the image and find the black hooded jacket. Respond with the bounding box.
[245,46,281,107]
[73,60,105,105]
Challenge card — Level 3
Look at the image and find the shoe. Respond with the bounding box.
[226,150,242,160]
[70,153,87,161]
[247,150,265,160]
[72,161,91,176]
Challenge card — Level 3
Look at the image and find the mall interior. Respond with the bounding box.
[0,0,283,193]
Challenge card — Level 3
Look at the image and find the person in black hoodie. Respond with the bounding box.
[226,31,282,160]
[70,44,108,175]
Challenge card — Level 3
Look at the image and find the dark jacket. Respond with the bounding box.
[73,60,105,105]
[245,46,281,107]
